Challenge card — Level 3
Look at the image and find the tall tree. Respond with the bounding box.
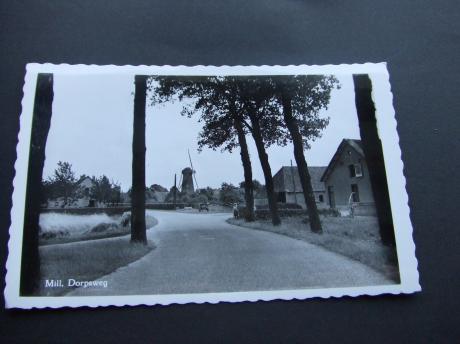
[219,182,241,205]
[110,183,121,206]
[233,77,285,226]
[20,73,54,295]
[233,112,255,220]
[131,75,147,244]
[274,75,339,233]
[353,74,396,246]
[240,180,265,198]
[90,175,115,204]
[151,76,257,222]
[51,161,76,205]
[246,106,281,225]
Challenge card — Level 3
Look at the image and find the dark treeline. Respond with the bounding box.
[42,161,122,207]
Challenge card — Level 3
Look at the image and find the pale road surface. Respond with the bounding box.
[68,210,391,296]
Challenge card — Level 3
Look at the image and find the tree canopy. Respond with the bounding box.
[150,75,339,152]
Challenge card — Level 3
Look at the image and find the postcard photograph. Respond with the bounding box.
[5,64,420,309]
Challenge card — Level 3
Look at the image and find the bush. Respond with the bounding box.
[145,203,182,210]
[255,209,307,219]
[39,230,70,240]
[41,207,130,216]
[237,207,254,220]
[256,203,303,210]
[254,204,339,219]
[89,222,118,233]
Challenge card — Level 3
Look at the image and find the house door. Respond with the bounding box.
[328,186,335,208]
[351,184,360,202]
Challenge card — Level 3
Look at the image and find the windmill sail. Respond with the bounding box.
[178,173,183,192]
[188,149,199,190]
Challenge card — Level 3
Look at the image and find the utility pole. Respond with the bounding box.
[290,159,298,205]
[173,173,177,209]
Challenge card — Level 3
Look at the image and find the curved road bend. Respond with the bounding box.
[68,210,392,296]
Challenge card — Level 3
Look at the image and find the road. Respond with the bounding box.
[68,210,391,296]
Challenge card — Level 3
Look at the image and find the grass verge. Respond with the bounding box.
[228,216,400,282]
[40,216,158,246]
[38,233,155,296]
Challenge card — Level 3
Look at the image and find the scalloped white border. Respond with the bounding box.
[4,63,420,309]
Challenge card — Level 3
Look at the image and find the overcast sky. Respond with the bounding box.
[43,73,360,191]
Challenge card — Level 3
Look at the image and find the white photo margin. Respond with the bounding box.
[4,63,420,309]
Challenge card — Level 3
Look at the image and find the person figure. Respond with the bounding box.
[348,192,356,218]
[233,203,239,219]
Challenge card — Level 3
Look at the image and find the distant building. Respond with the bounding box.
[273,166,328,209]
[46,176,96,208]
[320,139,376,215]
[73,176,97,207]
[272,139,377,215]
[146,190,169,203]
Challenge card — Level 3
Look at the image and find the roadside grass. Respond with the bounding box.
[228,216,400,282]
[39,236,155,296]
[39,216,158,246]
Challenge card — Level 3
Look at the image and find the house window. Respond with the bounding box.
[349,164,363,178]
[318,195,324,203]
[351,184,360,202]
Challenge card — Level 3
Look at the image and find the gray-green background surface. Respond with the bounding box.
[0,1,458,342]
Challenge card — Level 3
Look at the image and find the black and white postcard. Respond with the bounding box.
[5,63,420,309]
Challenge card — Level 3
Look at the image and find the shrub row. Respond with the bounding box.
[255,209,307,219]
[40,207,130,216]
[255,203,303,210]
[247,207,340,220]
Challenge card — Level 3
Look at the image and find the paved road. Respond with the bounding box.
[68,210,391,296]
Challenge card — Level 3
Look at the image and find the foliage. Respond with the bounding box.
[150,76,242,152]
[256,203,303,210]
[149,75,339,227]
[149,73,339,168]
[149,184,168,192]
[42,162,121,206]
[219,182,242,205]
[239,179,266,198]
[43,161,77,204]
[150,75,297,151]
[90,175,121,205]
[164,187,210,205]
[198,187,217,202]
[270,75,340,149]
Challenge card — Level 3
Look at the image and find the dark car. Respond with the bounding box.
[199,203,209,212]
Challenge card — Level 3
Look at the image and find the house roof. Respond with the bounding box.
[320,139,364,182]
[273,166,327,193]
[76,176,94,187]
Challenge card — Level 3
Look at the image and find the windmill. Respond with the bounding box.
[177,149,199,195]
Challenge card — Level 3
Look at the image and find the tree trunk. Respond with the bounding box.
[131,75,147,244]
[281,92,323,233]
[233,116,255,222]
[249,116,281,226]
[20,73,54,295]
[353,74,396,246]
